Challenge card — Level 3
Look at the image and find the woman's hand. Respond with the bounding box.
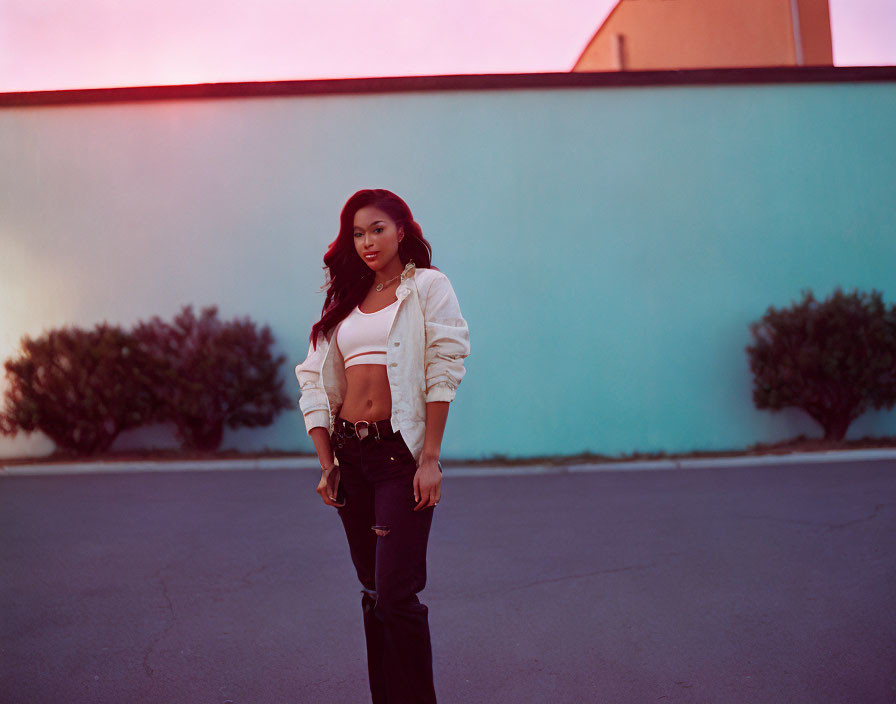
[317,466,345,507]
[413,454,442,511]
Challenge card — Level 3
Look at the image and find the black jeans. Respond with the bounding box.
[331,418,437,704]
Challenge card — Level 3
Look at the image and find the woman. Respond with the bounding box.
[295,189,470,704]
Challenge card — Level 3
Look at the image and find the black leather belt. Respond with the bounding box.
[335,417,396,441]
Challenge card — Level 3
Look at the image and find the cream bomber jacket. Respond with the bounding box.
[295,266,470,464]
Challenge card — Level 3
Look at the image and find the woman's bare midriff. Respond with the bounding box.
[339,365,393,422]
[337,284,400,423]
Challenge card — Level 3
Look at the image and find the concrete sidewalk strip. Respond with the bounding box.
[569,447,896,472]
[2,448,894,477]
[0,456,320,476]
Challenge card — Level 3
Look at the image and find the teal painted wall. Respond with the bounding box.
[1,80,894,459]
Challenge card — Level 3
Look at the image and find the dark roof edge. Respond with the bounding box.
[2,66,895,108]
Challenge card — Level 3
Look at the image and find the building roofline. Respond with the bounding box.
[1,66,894,108]
[572,0,624,70]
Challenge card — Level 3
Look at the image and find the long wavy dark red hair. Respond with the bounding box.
[310,189,433,348]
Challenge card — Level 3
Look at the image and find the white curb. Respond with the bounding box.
[0,456,320,476]
[2,448,894,477]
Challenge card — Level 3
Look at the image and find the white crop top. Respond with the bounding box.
[336,298,400,368]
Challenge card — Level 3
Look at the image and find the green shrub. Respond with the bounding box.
[132,305,293,451]
[746,287,896,441]
[1,306,294,456]
[0,323,158,455]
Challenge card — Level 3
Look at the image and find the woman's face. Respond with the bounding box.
[353,205,403,273]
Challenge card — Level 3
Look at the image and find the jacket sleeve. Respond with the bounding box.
[422,272,471,403]
[295,336,331,433]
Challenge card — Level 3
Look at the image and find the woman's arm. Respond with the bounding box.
[414,271,470,511]
[309,426,335,471]
[421,273,470,404]
[310,426,344,507]
[414,400,448,511]
[421,400,449,462]
[297,336,344,507]
[295,337,331,434]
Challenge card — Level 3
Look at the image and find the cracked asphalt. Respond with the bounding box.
[2,459,895,703]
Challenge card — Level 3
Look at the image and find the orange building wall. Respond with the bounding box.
[573,0,832,71]
[797,0,835,65]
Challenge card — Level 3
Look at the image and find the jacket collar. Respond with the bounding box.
[395,261,416,300]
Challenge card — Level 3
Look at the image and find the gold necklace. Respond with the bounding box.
[374,260,415,292]
[375,272,402,292]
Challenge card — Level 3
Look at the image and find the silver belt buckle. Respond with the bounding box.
[352,420,381,441]
[353,420,370,440]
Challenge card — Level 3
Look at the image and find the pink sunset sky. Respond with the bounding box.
[1,0,894,92]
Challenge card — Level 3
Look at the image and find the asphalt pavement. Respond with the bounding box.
[2,457,895,703]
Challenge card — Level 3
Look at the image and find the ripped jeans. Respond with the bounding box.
[331,418,437,704]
